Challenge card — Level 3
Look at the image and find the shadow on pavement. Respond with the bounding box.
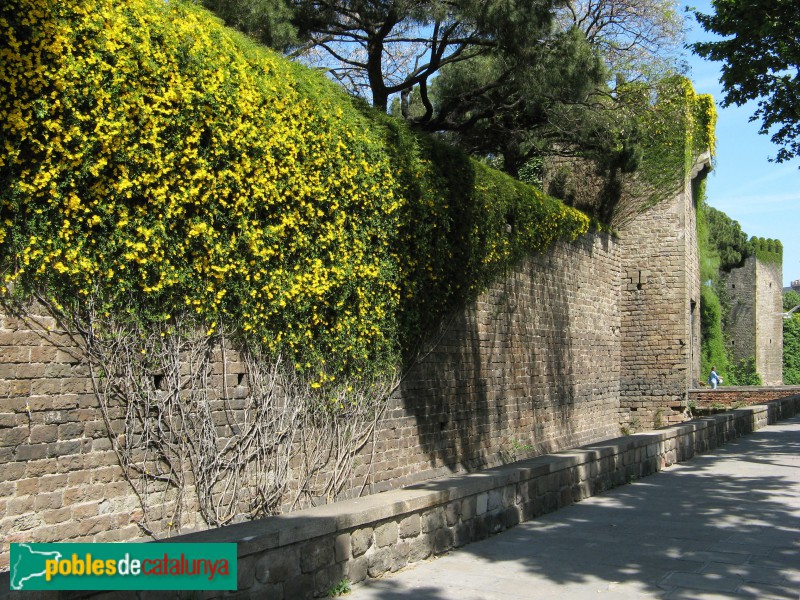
[352,419,800,599]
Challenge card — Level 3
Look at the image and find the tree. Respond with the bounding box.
[785,290,800,312]
[558,0,683,82]
[692,0,800,163]
[784,291,800,384]
[704,206,751,272]
[289,0,559,113]
[199,0,298,50]
[425,27,609,175]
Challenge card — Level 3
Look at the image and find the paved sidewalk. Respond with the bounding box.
[349,416,800,599]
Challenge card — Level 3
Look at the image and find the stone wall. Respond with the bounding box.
[5,395,796,599]
[725,256,784,385]
[615,157,709,429]
[0,232,624,570]
[689,386,800,409]
[725,259,756,366]
[380,233,623,490]
[755,259,783,385]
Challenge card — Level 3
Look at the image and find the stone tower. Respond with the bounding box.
[725,253,784,385]
[614,153,710,428]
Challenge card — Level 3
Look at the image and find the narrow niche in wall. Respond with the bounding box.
[153,373,165,390]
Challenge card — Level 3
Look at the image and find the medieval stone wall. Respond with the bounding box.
[0,233,623,570]
[725,256,783,385]
[726,259,757,365]
[378,233,623,491]
[614,161,706,430]
[755,259,783,385]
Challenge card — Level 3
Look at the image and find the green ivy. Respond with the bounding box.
[634,76,716,210]
[751,236,783,267]
[728,357,762,387]
[785,291,800,385]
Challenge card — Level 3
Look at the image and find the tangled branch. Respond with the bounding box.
[2,294,397,535]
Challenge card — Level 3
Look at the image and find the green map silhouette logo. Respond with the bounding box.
[10,544,63,590]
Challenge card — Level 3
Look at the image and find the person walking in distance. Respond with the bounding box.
[708,366,723,389]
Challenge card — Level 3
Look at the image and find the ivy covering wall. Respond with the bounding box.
[635,76,716,209]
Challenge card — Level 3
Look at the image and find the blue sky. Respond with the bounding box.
[684,1,799,287]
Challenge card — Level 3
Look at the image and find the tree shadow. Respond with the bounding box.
[352,419,800,599]
[395,244,584,483]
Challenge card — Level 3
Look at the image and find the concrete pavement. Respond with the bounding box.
[349,415,800,599]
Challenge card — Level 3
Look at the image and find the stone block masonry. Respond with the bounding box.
[0,232,624,570]
[3,396,795,599]
[0,155,722,573]
[615,155,710,429]
[689,386,800,410]
[725,256,784,385]
[382,233,623,491]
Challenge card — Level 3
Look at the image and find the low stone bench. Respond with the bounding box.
[171,394,800,599]
[4,394,799,599]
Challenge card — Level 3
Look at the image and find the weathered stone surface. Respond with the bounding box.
[346,556,368,584]
[408,535,433,563]
[237,556,256,591]
[283,573,315,600]
[3,160,793,586]
[374,521,398,548]
[334,533,351,563]
[367,547,393,578]
[476,493,488,516]
[351,527,373,557]
[444,501,460,526]
[433,527,453,555]
[724,256,783,386]
[300,539,334,574]
[398,514,421,539]
[460,496,477,521]
[255,546,300,583]
[391,541,411,571]
[313,563,345,598]
[421,508,445,534]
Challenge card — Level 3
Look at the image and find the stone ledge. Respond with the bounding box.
[4,395,798,600]
[688,387,800,409]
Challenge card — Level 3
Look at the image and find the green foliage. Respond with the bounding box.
[327,578,351,597]
[784,290,800,312]
[518,157,545,188]
[696,177,735,385]
[728,357,762,387]
[0,0,590,390]
[751,236,783,266]
[373,119,590,354]
[704,206,751,271]
[695,180,720,284]
[700,284,731,383]
[784,313,800,385]
[429,27,607,176]
[785,290,800,385]
[635,76,716,207]
[199,0,298,50]
[692,0,800,164]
